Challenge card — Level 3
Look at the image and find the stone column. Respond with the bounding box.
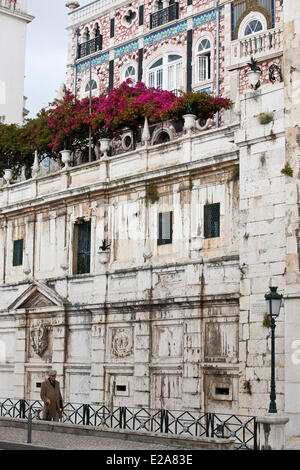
[51,312,67,396]
[257,415,289,450]
[90,312,106,404]
[182,316,201,410]
[13,313,27,399]
[134,311,151,408]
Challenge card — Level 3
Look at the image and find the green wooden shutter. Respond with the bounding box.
[13,239,23,266]
[77,221,91,274]
[204,203,220,238]
[158,212,173,245]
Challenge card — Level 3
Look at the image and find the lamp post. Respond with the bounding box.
[265,286,283,413]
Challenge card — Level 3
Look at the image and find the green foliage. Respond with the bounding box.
[146,184,159,204]
[262,313,271,328]
[258,112,273,125]
[281,163,293,177]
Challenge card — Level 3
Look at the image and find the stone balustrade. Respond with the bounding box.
[0,125,239,209]
[230,27,283,66]
[68,0,121,25]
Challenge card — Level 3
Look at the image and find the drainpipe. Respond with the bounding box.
[215,0,220,128]
[74,28,80,98]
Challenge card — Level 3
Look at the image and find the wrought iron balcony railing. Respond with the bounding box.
[150,2,179,30]
[77,36,103,59]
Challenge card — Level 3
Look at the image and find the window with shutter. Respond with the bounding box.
[13,239,24,267]
[158,212,173,245]
[75,221,91,274]
[204,203,220,238]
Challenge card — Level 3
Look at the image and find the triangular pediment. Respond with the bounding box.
[9,281,66,311]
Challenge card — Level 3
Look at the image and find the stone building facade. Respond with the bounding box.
[0,0,299,436]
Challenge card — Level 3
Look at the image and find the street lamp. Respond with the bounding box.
[265,286,283,413]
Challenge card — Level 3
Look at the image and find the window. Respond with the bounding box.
[204,203,220,238]
[196,38,211,83]
[158,212,173,245]
[83,79,98,99]
[147,54,183,93]
[153,130,171,145]
[151,1,179,29]
[74,221,91,275]
[13,239,23,267]
[123,65,136,86]
[244,19,263,36]
[123,9,137,27]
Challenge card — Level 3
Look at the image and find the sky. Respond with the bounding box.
[25,0,91,119]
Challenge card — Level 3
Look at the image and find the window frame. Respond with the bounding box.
[195,37,212,85]
[158,211,173,246]
[147,53,184,92]
[13,239,24,267]
[123,64,137,86]
[204,203,220,239]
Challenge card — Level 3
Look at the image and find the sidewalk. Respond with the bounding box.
[0,425,181,450]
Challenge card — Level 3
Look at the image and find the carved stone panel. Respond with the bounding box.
[152,325,183,359]
[28,320,52,361]
[110,328,133,359]
[204,322,238,363]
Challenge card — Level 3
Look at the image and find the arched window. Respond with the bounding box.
[244,19,263,36]
[196,38,211,83]
[123,65,136,86]
[153,130,171,145]
[83,27,90,42]
[94,23,100,37]
[82,79,98,99]
[147,54,183,93]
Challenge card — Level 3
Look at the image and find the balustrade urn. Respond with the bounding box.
[183,114,197,135]
[3,169,12,185]
[60,150,71,170]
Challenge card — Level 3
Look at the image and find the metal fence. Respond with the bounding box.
[0,398,258,450]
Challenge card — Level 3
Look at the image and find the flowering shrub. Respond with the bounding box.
[176,92,232,121]
[0,82,231,177]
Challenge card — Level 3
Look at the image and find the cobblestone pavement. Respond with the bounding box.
[0,426,188,450]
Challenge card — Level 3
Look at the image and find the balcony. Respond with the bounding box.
[150,3,179,30]
[77,36,103,59]
[230,27,283,67]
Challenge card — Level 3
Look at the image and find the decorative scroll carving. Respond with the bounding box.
[111,328,133,358]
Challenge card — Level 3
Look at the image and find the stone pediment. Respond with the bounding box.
[9,281,66,311]
[21,290,56,309]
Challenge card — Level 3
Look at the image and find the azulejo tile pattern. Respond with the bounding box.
[115,41,139,59]
[144,21,188,47]
[76,52,109,73]
[193,6,224,28]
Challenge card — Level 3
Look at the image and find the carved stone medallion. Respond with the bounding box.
[111,328,133,358]
[30,323,49,357]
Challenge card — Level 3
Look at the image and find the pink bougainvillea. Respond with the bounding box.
[46,82,232,152]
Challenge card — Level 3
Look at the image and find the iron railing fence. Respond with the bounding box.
[150,3,179,30]
[0,398,258,450]
[77,36,103,59]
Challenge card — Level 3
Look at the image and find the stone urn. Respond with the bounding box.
[60,149,71,170]
[183,114,196,135]
[3,169,12,185]
[98,250,110,264]
[247,70,261,90]
[99,138,111,158]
